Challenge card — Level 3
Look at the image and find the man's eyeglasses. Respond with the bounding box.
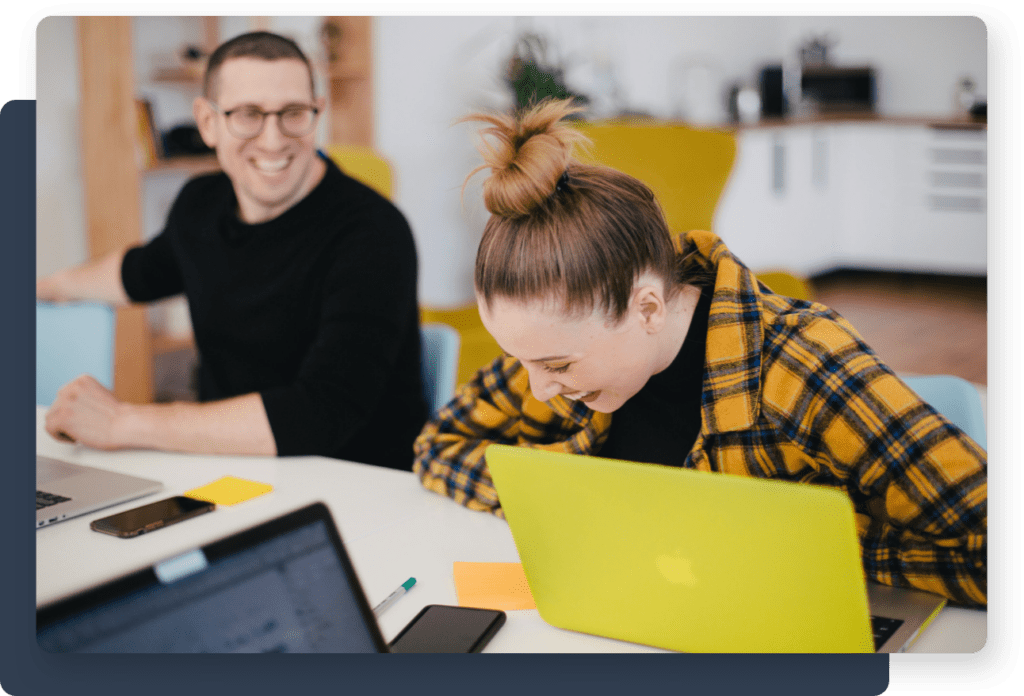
[208,102,320,139]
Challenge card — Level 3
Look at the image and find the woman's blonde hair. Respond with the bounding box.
[465,98,710,323]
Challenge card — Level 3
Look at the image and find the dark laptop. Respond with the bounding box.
[37,502,389,653]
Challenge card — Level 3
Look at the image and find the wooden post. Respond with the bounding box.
[324,16,374,147]
[76,16,154,404]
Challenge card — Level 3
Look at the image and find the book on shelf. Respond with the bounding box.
[134,98,164,169]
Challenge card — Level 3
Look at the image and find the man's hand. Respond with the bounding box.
[44,377,277,456]
[36,271,75,303]
[45,375,131,450]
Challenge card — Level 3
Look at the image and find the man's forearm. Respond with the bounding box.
[37,248,132,305]
[117,392,277,456]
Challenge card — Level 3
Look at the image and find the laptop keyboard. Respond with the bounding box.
[37,490,71,510]
[871,615,904,651]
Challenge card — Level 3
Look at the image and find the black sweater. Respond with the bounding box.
[122,155,427,469]
[597,288,711,467]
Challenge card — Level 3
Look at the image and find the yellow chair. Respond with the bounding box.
[323,144,393,200]
[422,122,739,390]
[755,271,815,301]
[573,120,737,234]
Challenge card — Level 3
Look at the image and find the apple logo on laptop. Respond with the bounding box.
[656,551,699,587]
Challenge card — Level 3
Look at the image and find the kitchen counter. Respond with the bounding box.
[739,112,986,131]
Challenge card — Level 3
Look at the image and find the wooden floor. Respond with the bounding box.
[810,270,988,386]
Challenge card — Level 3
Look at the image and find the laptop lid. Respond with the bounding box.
[36,502,390,653]
[486,444,892,653]
[37,456,163,529]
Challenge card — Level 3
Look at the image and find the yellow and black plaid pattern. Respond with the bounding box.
[413,230,987,607]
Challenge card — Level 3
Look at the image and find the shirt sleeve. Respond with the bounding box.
[259,213,420,458]
[766,312,987,607]
[413,355,612,516]
[120,230,185,302]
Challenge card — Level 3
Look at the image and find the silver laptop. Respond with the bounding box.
[36,455,163,529]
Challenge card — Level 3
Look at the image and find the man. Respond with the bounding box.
[36,31,427,470]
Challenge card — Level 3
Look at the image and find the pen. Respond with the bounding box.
[373,577,416,617]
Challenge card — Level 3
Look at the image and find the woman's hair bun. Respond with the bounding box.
[463,98,588,218]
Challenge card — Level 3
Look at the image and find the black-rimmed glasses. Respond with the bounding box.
[209,101,320,139]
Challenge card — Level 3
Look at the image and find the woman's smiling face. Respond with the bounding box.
[478,291,667,414]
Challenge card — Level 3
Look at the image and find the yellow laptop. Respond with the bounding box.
[484,444,946,653]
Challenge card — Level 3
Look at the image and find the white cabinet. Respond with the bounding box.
[714,121,987,277]
[893,127,987,274]
[716,125,840,275]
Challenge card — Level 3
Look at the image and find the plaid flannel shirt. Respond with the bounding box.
[413,230,987,607]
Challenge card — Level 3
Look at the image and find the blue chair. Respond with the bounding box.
[37,301,115,406]
[902,374,987,450]
[421,323,461,414]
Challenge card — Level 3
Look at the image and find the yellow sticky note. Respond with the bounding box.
[184,476,273,506]
[453,561,536,611]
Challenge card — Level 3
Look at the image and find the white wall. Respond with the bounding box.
[37,15,987,308]
[374,16,791,305]
[36,16,87,276]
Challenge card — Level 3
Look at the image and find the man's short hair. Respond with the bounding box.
[204,31,315,99]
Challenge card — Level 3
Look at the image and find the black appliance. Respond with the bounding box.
[800,66,876,113]
[759,65,786,118]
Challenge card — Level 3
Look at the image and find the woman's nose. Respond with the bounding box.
[527,367,564,402]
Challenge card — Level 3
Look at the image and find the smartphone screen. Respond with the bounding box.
[388,605,506,653]
[90,496,215,538]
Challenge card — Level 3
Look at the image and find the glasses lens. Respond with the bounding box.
[227,107,265,139]
[279,106,317,137]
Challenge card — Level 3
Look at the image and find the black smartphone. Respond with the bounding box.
[388,604,506,653]
[90,496,215,538]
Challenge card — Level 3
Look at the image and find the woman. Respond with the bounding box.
[413,99,986,607]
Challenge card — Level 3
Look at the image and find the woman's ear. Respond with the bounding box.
[634,284,667,334]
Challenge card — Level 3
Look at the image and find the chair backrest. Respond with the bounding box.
[421,323,461,414]
[36,301,115,406]
[572,120,737,234]
[323,145,394,200]
[420,304,504,389]
[902,375,987,450]
[756,270,815,301]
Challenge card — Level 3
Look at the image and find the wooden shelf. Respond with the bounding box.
[151,66,205,85]
[144,154,221,175]
[152,331,195,356]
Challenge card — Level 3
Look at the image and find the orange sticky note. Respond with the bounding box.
[453,561,536,611]
[184,476,273,506]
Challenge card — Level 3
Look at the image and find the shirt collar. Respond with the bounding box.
[680,230,765,433]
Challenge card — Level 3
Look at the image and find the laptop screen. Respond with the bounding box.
[37,504,386,653]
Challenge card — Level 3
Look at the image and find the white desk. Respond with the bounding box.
[35,407,986,653]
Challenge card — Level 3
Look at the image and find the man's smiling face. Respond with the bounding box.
[196,56,325,224]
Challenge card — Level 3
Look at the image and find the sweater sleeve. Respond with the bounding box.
[413,355,613,516]
[121,231,184,302]
[258,210,420,459]
[765,312,987,607]
[120,177,216,302]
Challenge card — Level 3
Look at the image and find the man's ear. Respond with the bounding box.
[634,284,667,334]
[193,97,218,149]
